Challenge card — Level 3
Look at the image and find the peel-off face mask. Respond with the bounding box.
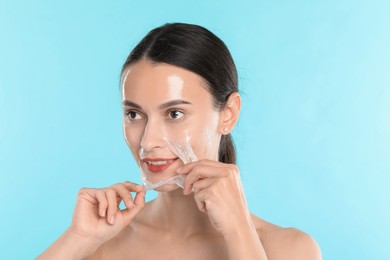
[122,62,222,191]
[140,135,198,191]
[137,73,198,191]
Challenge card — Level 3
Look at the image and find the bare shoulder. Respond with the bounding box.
[251,214,322,260]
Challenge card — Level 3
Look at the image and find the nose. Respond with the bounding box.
[140,118,166,152]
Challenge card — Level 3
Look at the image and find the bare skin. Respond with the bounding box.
[37,60,321,260]
[87,190,321,260]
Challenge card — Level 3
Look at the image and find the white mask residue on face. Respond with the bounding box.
[121,69,131,98]
[140,135,198,191]
[167,75,184,100]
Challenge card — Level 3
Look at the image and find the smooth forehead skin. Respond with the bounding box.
[121,59,213,109]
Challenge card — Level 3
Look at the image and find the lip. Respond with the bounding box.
[141,157,178,173]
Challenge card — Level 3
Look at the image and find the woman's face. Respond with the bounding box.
[122,60,222,191]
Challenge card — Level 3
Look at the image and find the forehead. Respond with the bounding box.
[122,60,213,106]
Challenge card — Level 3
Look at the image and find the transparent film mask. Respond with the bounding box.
[139,129,198,191]
[133,71,219,190]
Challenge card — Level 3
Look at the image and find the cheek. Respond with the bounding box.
[123,125,143,159]
[191,113,221,160]
[199,127,221,159]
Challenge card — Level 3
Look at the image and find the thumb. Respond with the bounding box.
[121,190,146,225]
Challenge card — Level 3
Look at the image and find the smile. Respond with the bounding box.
[146,160,169,165]
[142,158,178,173]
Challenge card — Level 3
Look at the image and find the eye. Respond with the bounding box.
[167,110,184,120]
[125,110,143,120]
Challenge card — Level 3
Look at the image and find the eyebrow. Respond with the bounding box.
[122,99,192,110]
[122,100,142,109]
[158,99,192,109]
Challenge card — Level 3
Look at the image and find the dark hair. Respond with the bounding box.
[121,23,238,164]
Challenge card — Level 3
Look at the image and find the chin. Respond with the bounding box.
[154,184,182,193]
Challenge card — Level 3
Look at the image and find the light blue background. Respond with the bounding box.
[1,0,389,259]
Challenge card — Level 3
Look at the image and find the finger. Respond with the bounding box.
[105,188,119,225]
[186,163,237,182]
[192,178,216,193]
[94,189,108,217]
[121,191,146,226]
[133,190,146,208]
[122,181,144,192]
[193,189,208,213]
[111,184,134,209]
[184,164,229,179]
[183,165,228,194]
[176,160,210,175]
[176,160,217,175]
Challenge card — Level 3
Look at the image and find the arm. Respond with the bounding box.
[36,229,100,260]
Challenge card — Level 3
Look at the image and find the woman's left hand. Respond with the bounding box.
[176,159,252,236]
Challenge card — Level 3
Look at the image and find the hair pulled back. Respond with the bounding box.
[121,23,238,164]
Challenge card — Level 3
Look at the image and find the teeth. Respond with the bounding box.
[147,161,168,166]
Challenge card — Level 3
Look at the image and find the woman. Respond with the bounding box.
[38,23,321,259]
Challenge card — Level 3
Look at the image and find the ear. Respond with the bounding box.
[219,92,241,135]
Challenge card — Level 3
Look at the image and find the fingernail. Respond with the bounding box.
[109,215,115,224]
[128,200,134,207]
[100,210,106,217]
[176,167,183,173]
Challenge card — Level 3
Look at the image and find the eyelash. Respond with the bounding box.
[124,110,144,120]
[166,109,184,120]
[124,109,185,122]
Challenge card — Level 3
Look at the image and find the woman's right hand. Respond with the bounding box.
[68,181,145,250]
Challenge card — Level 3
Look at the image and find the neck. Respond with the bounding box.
[147,188,214,236]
